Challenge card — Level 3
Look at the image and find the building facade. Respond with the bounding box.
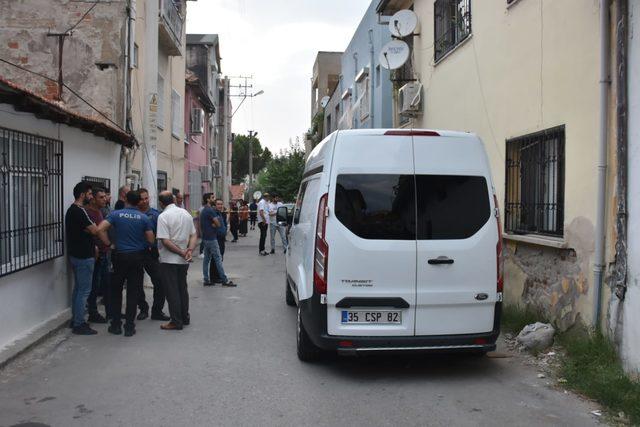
[0,78,134,355]
[376,0,638,371]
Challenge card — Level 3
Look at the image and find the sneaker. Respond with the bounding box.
[72,323,98,335]
[222,280,237,287]
[124,326,136,337]
[136,310,149,321]
[270,249,275,254]
[259,251,269,256]
[108,324,122,335]
[88,313,107,324]
[183,317,190,326]
[203,281,213,287]
[198,253,204,259]
[151,312,170,321]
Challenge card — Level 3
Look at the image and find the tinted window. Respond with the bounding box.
[334,174,415,240]
[293,181,308,225]
[416,175,490,240]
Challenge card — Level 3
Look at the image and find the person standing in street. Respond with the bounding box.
[114,185,129,211]
[210,199,228,284]
[97,191,155,337]
[156,191,198,331]
[200,197,236,287]
[257,193,270,256]
[101,189,113,218]
[197,193,213,259]
[66,182,103,335]
[239,201,249,237]
[268,195,278,254]
[175,192,185,209]
[85,187,110,324]
[249,199,258,230]
[229,201,239,243]
[137,188,169,321]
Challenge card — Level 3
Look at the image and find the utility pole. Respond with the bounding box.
[248,130,257,187]
[141,0,159,207]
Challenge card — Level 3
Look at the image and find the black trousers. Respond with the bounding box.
[111,251,145,327]
[210,237,225,283]
[161,263,189,327]
[258,222,268,252]
[138,248,166,314]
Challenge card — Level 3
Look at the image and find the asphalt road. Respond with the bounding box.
[0,230,601,427]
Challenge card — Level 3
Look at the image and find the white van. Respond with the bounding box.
[283,129,503,361]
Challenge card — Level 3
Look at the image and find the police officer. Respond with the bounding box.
[97,190,154,337]
[136,188,169,321]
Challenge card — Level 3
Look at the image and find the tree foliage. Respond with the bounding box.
[232,134,272,184]
[256,142,305,202]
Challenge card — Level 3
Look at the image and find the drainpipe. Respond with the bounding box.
[594,0,611,330]
[369,29,375,128]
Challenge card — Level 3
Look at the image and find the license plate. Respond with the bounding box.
[341,310,402,324]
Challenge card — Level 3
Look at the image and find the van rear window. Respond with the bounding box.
[333,174,490,240]
[334,174,415,240]
[416,175,490,240]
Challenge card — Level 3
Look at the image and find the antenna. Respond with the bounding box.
[379,40,410,70]
[388,10,419,38]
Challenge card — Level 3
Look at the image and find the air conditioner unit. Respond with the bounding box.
[191,108,205,134]
[210,145,219,159]
[199,165,213,182]
[399,82,423,116]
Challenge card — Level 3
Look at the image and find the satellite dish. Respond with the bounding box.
[253,190,262,200]
[389,9,419,38]
[320,96,330,108]
[379,40,410,70]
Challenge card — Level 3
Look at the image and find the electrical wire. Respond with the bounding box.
[64,1,100,33]
[0,57,127,132]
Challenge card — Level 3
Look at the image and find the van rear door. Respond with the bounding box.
[326,133,416,337]
[413,135,498,336]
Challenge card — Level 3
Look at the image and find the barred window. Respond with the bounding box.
[505,126,565,237]
[0,127,64,277]
[82,176,111,193]
[434,0,472,62]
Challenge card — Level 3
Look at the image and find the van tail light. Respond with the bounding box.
[314,193,329,294]
[494,194,504,293]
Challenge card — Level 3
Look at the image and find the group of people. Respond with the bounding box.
[65,181,215,337]
[256,193,288,256]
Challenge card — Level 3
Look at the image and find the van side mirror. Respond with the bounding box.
[276,206,288,226]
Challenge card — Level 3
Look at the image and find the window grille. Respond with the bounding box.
[82,176,111,193]
[157,171,168,193]
[505,126,565,237]
[434,0,472,62]
[0,126,64,277]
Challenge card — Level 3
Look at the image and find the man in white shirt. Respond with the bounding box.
[268,195,288,254]
[156,191,198,330]
[257,193,271,256]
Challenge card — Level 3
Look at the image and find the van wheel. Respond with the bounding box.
[285,280,296,307]
[297,307,321,362]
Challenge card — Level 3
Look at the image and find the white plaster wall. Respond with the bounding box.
[622,1,640,374]
[0,103,121,350]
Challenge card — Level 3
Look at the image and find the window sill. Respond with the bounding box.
[504,233,568,249]
[434,33,473,67]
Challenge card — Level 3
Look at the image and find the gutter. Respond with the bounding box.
[594,0,611,329]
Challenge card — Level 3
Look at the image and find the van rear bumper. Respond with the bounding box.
[299,292,501,354]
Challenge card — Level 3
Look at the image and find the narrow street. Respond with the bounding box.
[0,230,600,427]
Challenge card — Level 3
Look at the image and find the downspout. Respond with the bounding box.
[369,29,375,128]
[594,0,611,330]
[611,0,629,303]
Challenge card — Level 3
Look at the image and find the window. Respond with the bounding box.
[505,126,565,237]
[171,89,182,138]
[132,43,139,68]
[82,176,111,193]
[293,181,309,224]
[157,74,165,128]
[416,175,490,240]
[334,174,491,241]
[434,0,472,62]
[335,174,415,240]
[0,127,63,277]
[356,76,370,122]
[157,171,168,193]
[191,108,204,134]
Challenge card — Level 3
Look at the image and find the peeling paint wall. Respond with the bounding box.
[0,0,128,127]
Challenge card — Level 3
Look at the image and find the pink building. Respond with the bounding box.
[183,69,215,212]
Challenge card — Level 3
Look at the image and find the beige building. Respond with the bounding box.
[376,0,627,338]
[306,51,342,154]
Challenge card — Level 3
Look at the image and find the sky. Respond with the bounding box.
[186,0,372,154]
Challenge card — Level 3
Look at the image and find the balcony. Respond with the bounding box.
[159,0,184,56]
